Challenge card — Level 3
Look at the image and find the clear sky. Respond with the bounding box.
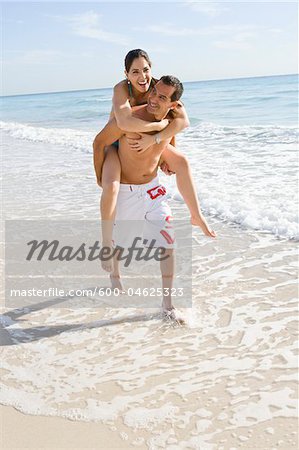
[2,1,298,95]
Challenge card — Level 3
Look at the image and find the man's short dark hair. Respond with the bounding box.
[159,75,184,101]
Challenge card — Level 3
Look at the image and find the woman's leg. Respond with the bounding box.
[161,144,216,237]
[100,146,121,272]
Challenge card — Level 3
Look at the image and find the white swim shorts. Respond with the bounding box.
[113,177,175,249]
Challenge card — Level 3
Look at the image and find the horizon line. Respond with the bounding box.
[1,73,297,98]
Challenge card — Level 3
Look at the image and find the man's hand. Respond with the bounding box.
[127,133,154,153]
[160,161,175,176]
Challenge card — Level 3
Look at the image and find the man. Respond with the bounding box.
[93,76,215,321]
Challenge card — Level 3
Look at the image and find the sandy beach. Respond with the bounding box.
[1,406,298,449]
[1,405,131,449]
[1,211,298,449]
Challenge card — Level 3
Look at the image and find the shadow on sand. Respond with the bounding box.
[0,287,162,346]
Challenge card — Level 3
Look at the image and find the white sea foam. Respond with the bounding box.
[0,228,298,448]
[0,121,93,153]
[1,117,298,240]
[2,120,298,239]
[176,123,299,240]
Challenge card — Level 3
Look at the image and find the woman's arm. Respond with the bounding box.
[127,103,190,153]
[113,82,169,133]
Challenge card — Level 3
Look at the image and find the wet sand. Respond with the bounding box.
[1,214,298,449]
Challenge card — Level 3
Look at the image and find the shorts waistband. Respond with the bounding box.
[119,176,161,192]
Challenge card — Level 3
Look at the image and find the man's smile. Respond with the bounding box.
[148,99,159,111]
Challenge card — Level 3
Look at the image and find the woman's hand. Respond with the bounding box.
[191,216,217,238]
[126,117,170,152]
[127,133,154,153]
[155,118,170,131]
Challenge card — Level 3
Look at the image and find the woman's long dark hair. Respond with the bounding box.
[124,49,152,72]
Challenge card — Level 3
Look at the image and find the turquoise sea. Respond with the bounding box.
[1,73,298,239]
[1,74,298,129]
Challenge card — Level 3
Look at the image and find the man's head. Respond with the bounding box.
[147,75,184,119]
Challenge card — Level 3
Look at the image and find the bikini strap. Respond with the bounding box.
[127,81,133,97]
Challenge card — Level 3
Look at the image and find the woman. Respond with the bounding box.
[96,49,215,272]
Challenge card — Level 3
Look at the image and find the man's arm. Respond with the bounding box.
[93,118,123,186]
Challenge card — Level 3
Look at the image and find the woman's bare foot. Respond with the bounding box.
[109,274,125,292]
[191,216,217,238]
[101,242,114,272]
[162,307,186,325]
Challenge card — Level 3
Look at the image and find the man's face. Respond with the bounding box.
[147,81,177,117]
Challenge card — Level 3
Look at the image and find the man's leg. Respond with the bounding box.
[144,179,186,323]
[160,249,174,310]
[160,249,185,324]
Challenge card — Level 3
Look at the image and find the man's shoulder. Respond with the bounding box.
[166,110,176,120]
[132,104,149,119]
[132,104,147,112]
[167,101,183,120]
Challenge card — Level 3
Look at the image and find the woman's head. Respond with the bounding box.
[124,49,152,94]
[124,49,151,72]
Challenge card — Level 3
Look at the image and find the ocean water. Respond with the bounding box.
[1,74,298,448]
[1,74,298,239]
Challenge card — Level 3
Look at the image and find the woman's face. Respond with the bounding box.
[125,57,152,93]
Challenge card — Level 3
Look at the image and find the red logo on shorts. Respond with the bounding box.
[147,185,166,200]
[160,230,175,244]
[165,216,173,229]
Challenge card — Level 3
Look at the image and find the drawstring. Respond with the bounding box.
[138,186,144,199]
[129,185,143,198]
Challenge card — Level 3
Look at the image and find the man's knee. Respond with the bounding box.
[160,249,174,268]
